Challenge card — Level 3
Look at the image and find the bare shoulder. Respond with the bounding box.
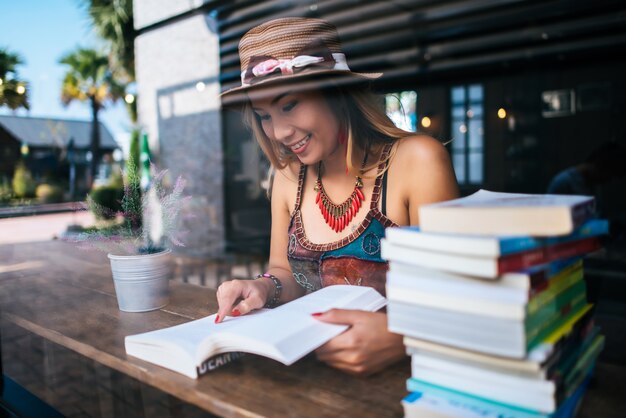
[272,161,302,210]
[391,135,451,169]
[389,135,459,216]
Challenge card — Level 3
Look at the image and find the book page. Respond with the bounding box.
[126,285,386,367]
[208,285,386,364]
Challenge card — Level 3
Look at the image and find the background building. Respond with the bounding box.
[0,115,119,197]
[133,0,626,260]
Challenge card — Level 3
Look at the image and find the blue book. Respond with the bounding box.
[403,374,592,418]
[385,219,608,258]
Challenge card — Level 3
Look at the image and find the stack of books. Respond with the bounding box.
[382,190,607,418]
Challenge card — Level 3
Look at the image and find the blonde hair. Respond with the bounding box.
[242,81,415,176]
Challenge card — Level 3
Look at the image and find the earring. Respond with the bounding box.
[338,128,347,145]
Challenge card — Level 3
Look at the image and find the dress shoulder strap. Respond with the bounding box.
[293,163,307,211]
[370,142,394,210]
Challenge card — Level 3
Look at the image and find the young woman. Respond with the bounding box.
[216,17,459,376]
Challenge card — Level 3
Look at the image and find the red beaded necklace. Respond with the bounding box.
[314,154,368,233]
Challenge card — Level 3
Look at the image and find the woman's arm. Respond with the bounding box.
[216,166,305,321]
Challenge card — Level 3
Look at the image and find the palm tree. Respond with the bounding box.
[81,0,135,82]
[59,48,124,185]
[0,48,30,111]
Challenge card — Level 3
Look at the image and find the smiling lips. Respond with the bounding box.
[290,134,311,152]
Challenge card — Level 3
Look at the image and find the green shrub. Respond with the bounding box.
[12,163,36,198]
[108,169,124,188]
[0,181,12,204]
[36,183,64,203]
[88,185,124,220]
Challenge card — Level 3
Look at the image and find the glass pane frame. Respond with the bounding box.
[450,84,484,186]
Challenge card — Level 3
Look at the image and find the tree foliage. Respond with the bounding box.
[59,47,124,183]
[80,0,135,81]
[0,47,29,110]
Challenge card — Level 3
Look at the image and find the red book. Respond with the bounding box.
[382,237,601,279]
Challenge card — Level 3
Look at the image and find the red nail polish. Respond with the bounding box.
[232,309,241,317]
[214,315,220,323]
[311,312,323,317]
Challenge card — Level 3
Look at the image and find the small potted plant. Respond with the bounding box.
[67,160,190,312]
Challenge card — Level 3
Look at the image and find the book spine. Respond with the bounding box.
[526,297,588,352]
[527,267,583,315]
[545,237,601,263]
[498,248,546,274]
[196,352,245,376]
[498,238,600,275]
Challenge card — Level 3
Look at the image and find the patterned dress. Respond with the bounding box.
[287,143,397,297]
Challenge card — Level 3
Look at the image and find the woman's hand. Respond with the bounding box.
[215,278,273,323]
[312,309,406,376]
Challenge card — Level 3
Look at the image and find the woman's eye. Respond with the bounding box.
[256,113,271,121]
[283,101,297,112]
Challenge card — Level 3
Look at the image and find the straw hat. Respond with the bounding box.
[220,17,382,102]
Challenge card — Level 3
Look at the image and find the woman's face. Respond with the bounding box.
[250,87,341,165]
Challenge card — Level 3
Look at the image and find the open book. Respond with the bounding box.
[125,285,386,378]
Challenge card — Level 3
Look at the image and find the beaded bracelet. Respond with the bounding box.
[256,273,282,308]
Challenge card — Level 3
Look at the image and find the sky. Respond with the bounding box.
[0,0,130,152]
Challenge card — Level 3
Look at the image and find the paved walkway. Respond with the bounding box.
[0,211,95,245]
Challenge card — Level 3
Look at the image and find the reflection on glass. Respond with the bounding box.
[385,91,417,132]
[468,119,483,149]
[451,123,466,150]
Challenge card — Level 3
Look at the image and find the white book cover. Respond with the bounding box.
[387,284,526,319]
[418,189,594,236]
[404,338,549,377]
[410,353,556,393]
[125,285,386,378]
[381,240,502,278]
[389,261,534,292]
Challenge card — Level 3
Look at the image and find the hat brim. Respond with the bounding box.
[220,69,382,106]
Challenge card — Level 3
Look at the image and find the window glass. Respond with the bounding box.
[469,84,483,102]
[452,106,465,119]
[468,119,483,149]
[469,151,483,183]
[386,91,417,132]
[451,86,465,104]
[450,84,484,185]
[453,154,466,183]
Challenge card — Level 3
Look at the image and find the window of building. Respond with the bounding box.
[450,84,484,185]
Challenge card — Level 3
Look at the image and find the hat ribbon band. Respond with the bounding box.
[241,53,349,87]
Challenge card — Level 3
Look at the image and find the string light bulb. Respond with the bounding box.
[421,116,432,128]
[498,108,507,119]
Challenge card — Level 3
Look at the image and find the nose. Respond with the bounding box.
[271,116,295,143]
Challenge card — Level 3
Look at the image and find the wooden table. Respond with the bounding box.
[1,240,625,418]
[0,241,409,417]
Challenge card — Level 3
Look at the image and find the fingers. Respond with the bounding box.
[311,308,363,325]
[231,291,266,316]
[215,279,267,323]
